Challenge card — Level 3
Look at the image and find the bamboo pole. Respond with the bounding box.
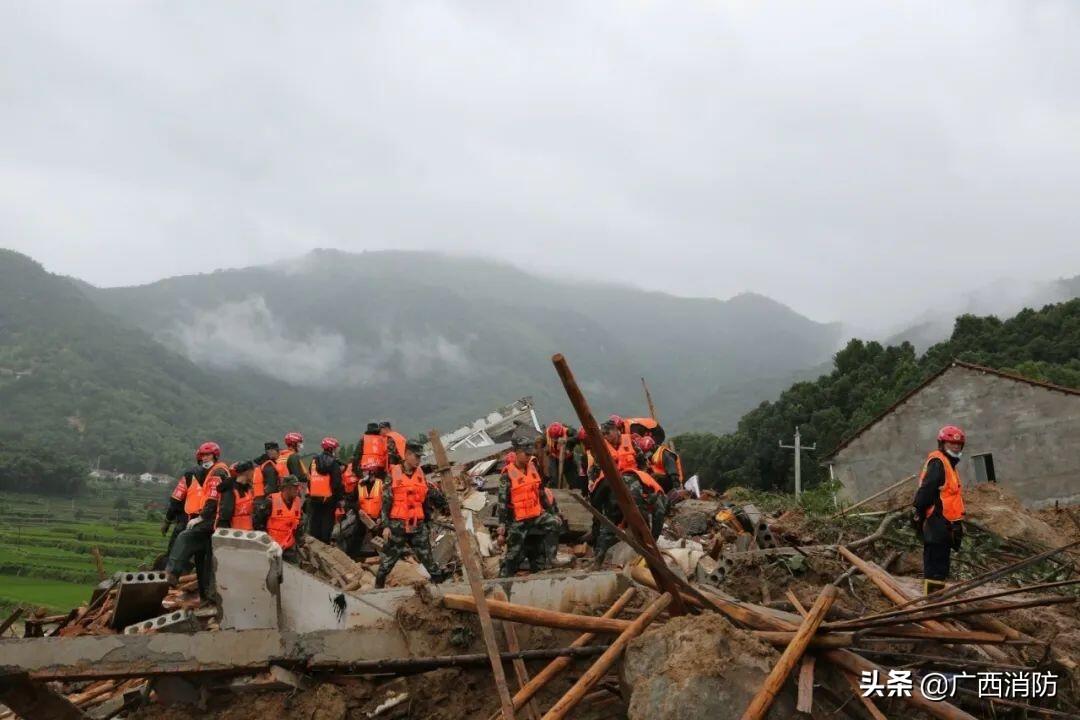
[836,546,953,634]
[540,593,672,720]
[641,377,658,421]
[740,585,838,720]
[443,595,630,634]
[500,588,636,716]
[551,353,685,613]
[492,588,540,720]
[429,430,516,720]
[828,475,917,520]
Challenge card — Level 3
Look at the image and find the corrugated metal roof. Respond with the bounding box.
[823,359,1080,461]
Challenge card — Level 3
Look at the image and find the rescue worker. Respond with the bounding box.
[164,442,231,601]
[217,460,255,530]
[354,422,391,479]
[336,461,364,558]
[254,475,304,563]
[497,436,562,576]
[276,432,309,489]
[354,464,384,556]
[375,441,448,588]
[307,437,345,543]
[379,421,407,465]
[161,464,200,562]
[542,422,582,491]
[632,435,669,538]
[586,420,638,567]
[252,441,282,516]
[649,441,684,494]
[913,425,967,595]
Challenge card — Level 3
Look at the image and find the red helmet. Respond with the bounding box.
[547,422,566,439]
[284,432,304,447]
[576,427,587,442]
[633,434,656,452]
[608,414,623,427]
[937,425,966,445]
[321,436,340,452]
[195,441,221,459]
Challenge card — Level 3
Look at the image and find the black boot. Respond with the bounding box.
[374,572,387,589]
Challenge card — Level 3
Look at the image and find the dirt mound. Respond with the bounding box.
[965,483,1068,548]
[621,612,794,720]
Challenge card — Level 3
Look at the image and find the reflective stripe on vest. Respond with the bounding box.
[308,458,333,499]
[360,434,389,472]
[230,489,254,530]
[919,450,965,522]
[506,463,543,522]
[389,465,428,531]
[358,479,383,519]
[266,492,301,550]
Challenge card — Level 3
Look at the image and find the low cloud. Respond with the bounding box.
[166,295,470,386]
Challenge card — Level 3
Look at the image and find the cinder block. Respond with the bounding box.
[213,528,282,631]
[123,609,198,635]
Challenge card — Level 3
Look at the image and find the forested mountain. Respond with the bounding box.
[1,248,843,492]
[676,299,1080,492]
[86,249,843,437]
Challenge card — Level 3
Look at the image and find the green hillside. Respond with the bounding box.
[0,250,327,485]
[676,299,1080,492]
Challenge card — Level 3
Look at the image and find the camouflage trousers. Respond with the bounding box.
[500,513,562,576]
[376,520,441,582]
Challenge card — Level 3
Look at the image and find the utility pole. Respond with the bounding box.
[779,426,816,498]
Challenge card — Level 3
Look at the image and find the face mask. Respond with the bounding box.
[945,449,962,460]
[201,460,214,469]
[297,444,304,452]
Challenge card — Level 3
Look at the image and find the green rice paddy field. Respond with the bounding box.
[0,484,170,613]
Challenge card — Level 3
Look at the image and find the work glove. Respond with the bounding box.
[950,521,964,551]
[910,508,924,535]
[186,516,204,530]
[160,519,171,537]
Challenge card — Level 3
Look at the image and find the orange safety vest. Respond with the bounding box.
[389,465,428,531]
[631,468,664,496]
[266,492,302,550]
[360,434,389,473]
[183,462,228,515]
[358,479,383,519]
[276,448,307,482]
[385,431,407,459]
[230,488,254,530]
[623,417,658,434]
[506,463,543,522]
[252,459,274,498]
[918,450,965,522]
[307,458,333,499]
[342,464,358,495]
[586,436,636,473]
[650,445,684,483]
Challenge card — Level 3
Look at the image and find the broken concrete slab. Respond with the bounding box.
[213,528,282,631]
[110,571,169,629]
[551,489,591,536]
[123,609,197,635]
[227,665,307,693]
[669,499,719,535]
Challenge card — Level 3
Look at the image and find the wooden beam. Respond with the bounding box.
[551,353,685,613]
[541,593,671,720]
[429,429,516,720]
[641,377,658,421]
[739,585,837,720]
[500,588,636,717]
[442,594,631,634]
[840,669,888,720]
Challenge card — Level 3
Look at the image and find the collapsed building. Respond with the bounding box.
[2,391,1080,720]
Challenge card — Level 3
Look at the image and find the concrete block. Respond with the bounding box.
[123,609,198,635]
[111,571,169,629]
[213,529,282,631]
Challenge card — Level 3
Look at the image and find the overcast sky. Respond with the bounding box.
[2,1,1079,330]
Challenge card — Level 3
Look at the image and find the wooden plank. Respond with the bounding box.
[442,594,630,634]
[739,585,837,720]
[840,669,888,720]
[796,655,815,714]
[429,429,516,720]
[492,588,540,720]
[0,675,87,720]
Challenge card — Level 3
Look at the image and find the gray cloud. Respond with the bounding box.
[167,295,470,385]
[2,1,1079,331]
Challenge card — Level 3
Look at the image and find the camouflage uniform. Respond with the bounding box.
[375,470,448,585]
[498,469,562,576]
